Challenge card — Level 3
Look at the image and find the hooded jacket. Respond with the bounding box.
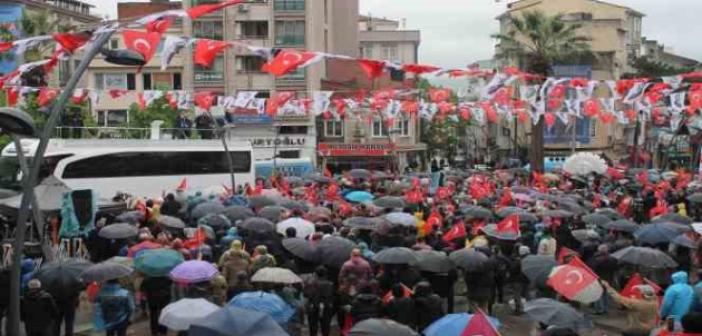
[660,271,694,322]
[219,240,251,286]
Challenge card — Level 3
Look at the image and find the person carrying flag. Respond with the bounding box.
[602,281,658,336]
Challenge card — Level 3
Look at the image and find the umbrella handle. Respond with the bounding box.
[2,243,11,267]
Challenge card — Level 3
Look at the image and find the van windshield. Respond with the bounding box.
[0,155,72,191]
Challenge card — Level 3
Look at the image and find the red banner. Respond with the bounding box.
[318,143,394,157]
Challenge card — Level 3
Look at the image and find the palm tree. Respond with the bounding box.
[492,10,591,172]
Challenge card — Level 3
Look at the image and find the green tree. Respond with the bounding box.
[626,56,695,78]
[492,10,591,172]
[125,97,178,138]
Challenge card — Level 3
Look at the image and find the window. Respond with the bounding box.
[62,151,252,178]
[109,38,119,49]
[275,21,305,46]
[324,120,343,137]
[194,56,224,83]
[502,127,511,137]
[395,117,410,136]
[238,21,268,39]
[274,0,305,11]
[278,150,300,159]
[193,21,223,40]
[97,110,128,127]
[360,44,373,59]
[236,56,266,72]
[143,73,183,90]
[372,119,388,137]
[280,68,306,81]
[380,43,398,62]
[390,68,405,82]
[95,73,135,90]
[590,119,597,138]
[279,126,308,135]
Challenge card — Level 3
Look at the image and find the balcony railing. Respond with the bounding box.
[274,0,305,11]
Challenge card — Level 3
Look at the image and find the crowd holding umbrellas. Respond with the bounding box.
[10,154,702,336]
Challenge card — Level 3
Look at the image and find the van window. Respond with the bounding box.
[62,151,251,178]
[0,155,72,190]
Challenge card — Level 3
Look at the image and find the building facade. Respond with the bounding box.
[318,15,425,173]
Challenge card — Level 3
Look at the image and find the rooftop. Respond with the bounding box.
[501,0,645,18]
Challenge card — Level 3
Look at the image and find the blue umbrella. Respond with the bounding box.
[188,306,288,336]
[228,291,294,324]
[424,313,501,336]
[344,190,374,203]
[634,223,682,245]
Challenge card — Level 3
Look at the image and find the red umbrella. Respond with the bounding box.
[127,241,162,258]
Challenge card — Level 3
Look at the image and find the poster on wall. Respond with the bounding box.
[0,3,23,75]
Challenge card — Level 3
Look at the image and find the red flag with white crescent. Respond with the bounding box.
[261,49,324,77]
[547,264,601,303]
[122,29,161,63]
[496,214,520,235]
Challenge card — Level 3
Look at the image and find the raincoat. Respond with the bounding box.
[93,282,135,331]
[661,271,694,323]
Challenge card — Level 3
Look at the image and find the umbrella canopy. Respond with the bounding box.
[134,249,184,277]
[521,255,558,285]
[595,208,625,220]
[496,206,526,218]
[80,261,133,283]
[611,246,678,268]
[672,234,698,249]
[159,216,186,230]
[582,213,612,227]
[461,206,494,220]
[384,212,418,227]
[191,202,226,221]
[449,248,488,270]
[170,260,218,284]
[248,195,278,209]
[372,247,418,265]
[349,318,419,336]
[316,236,356,268]
[35,258,92,300]
[540,209,574,218]
[239,217,276,234]
[349,168,372,179]
[524,298,588,330]
[0,176,70,211]
[257,205,288,223]
[305,173,334,184]
[98,223,138,240]
[115,210,145,224]
[604,219,639,233]
[229,291,294,324]
[198,214,232,230]
[413,250,453,273]
[222,205,255,223]
[107,256,133,268]
[276,217,315,239]
[343,217,378,230]
[634,223,681,245]
[687,193,702,203]
[374,196,406,209]
[424,313,501,336]
[652,213,694,225]
[481,224,520,241]
[345,191,374,203]
[251,267,302,284]
[571,229,601,243]
[188,305,288,336]
[278,199,309,212]
[308,206,332,217]
[282,238,319,263]
[159,298,220,331]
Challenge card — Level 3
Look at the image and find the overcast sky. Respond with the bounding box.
[87,0,701,68]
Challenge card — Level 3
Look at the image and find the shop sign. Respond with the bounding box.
[318,143,394,157]
[250,137,307,148]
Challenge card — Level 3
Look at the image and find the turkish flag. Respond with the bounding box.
[547,264,600,302]
[5,88,18,107]
[425,210,443,234]
[470,220,486,236]
[357,59,386,79]
[401,63,440,75]
[382,283,413,304]
[37,88,59,107]
[122,29,162,63]
[71,89,89,105]
[481,102,499,123]
[176,178,188,191]
[459,106,472,121]
[496,214,520,235]
[136,92,146,110]
[460,310,500,336]
[187,0,243,19]
[620,273,661,299]
[568,256,598,279]
[53,32,92,53]
[194,39,229,67]
[443,222,467,242]
[429,88,452,103]
[194,91,215,110]
[146,17,173,34]
[0,41,12,53]
[262,50,322,77]
[323,167,333,178]
[544,112,556,128]
[266,91,295,116]
[108,89,129,99]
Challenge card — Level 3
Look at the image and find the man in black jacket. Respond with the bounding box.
[304,266,335,336]
[589,244,618,315]
[384,283,415,329]
[21,279,58,336]
[141,276,173,336]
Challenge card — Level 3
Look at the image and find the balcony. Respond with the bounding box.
[274,0,305,11]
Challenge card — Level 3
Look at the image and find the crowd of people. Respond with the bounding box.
[9,164,702,336]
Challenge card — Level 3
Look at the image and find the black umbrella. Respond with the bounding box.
[373,196,406,209]
[282,238,319,263]
[238,217,276,233]
[461,206,494,220]
[258,205,288,223]
[222,205,255,223]
[448,248,488,270]
[349,169,372,180]
[515,212,539,223]
[349,318,419,336]
[521,255,557,285]
[278,199,309,212]
[524,298,589,330]
[316,236,356,269]
[413,250,453,273]
[35,259,92,301]
[595,208,624,220]
[343,217,377,230]
[372,247,418,265]
[115,211,144,224]
[582,213,611,227]
[652,213,693,225]
[159,216,186,230]
[191,202,226,221]
[80,261,133,283]
[556,201,587,215]
[672,234,698,249]
[496,206,526,218]
[248,196,278,209]
[540,209,574,218]
[604,219,639,233]
[481,224,520,241]
[611,246,678,268]
[305,173,334,184]
[687,193,702,203]
[98,223,139,240]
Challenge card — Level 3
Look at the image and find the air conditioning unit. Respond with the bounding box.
[238,4,250,12]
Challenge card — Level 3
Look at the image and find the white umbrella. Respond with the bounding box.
[159,298,219,331]
[277,217,315,238]
[563,152,607,176]
[251,267,302,284]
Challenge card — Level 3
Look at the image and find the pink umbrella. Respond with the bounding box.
[169,260,218,284]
